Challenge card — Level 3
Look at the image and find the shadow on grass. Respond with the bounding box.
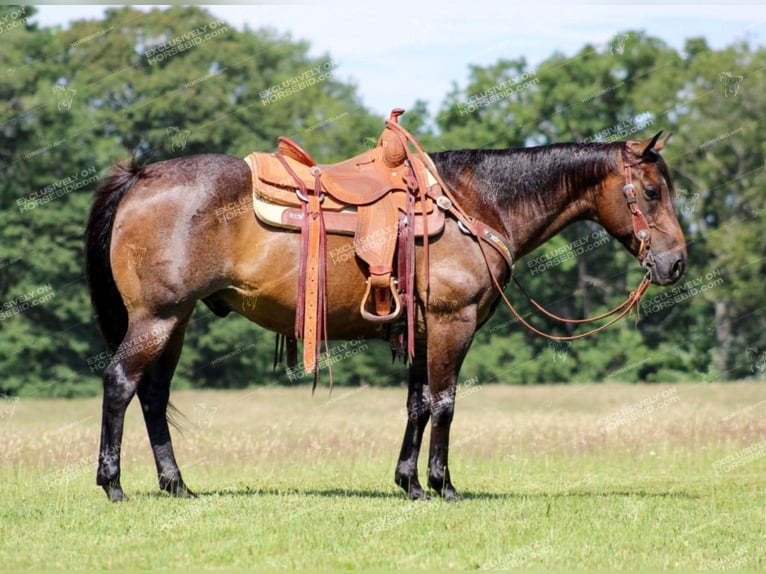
[194,487,402,499]
[459,489,702,500]
[139,486,702,501]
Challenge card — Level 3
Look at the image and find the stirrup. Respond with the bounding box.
[360,278,402,323]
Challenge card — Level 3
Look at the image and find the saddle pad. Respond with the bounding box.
[253,192,357,235]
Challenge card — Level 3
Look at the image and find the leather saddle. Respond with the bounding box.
[243,109,445,373]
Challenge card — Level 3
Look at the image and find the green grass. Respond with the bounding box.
[1,383,765,569]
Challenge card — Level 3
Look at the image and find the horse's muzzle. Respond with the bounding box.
[644,251,686,286]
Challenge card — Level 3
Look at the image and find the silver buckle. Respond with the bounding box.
[435,196,452,211]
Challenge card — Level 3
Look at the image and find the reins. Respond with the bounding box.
[388,122,655,342]
[495,271,652,342]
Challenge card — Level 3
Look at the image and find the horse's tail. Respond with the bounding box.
[85,159,143,352]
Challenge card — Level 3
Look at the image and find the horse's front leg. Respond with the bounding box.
[395,349,431,499]
[425,317,476,501]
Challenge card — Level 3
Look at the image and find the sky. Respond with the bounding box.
[31,2,766,116]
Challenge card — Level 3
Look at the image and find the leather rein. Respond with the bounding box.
[389,123,655,342]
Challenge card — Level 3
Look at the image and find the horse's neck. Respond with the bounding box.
[506,186,594,259]
[434,147,609,259]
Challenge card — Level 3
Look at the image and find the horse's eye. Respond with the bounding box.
[645,186,660,200]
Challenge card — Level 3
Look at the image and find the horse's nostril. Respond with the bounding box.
[671,258,686,279]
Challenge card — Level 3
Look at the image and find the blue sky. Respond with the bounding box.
[32,2,766,116]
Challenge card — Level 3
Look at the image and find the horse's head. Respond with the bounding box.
[597,132,687,286]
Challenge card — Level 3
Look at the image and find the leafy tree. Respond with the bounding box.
[0,5,382,396]
[669,38,766,380]
[1,9,763,397]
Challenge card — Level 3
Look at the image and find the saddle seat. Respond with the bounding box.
[250,135,435,208]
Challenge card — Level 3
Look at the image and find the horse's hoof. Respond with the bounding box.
[428,476,460,501]
[396,474,428,500]
[408,485,430,500]
[166,486,196,498]
[441,488,460,502]
[102,483,127,502]
[178,487,197,499]
[160,477,196,498]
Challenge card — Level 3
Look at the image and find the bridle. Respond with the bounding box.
[621,146,655,269]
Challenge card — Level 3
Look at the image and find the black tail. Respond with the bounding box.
[85,159,143,352]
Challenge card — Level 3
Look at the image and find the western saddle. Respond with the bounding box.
[244,109,447,375]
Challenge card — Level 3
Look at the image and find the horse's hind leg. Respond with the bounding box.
[395,349,431,500]
[96,316,181,501]
[136,317,194,498]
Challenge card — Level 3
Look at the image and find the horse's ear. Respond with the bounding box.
[655,131,672,152]
[641,131,663,155]
[628,131,669,158]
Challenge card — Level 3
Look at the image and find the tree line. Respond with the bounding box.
[0,5,763,397]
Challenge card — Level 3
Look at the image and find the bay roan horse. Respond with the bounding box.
[85,133,686,501]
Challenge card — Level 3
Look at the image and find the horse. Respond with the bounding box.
[85,132,687,502]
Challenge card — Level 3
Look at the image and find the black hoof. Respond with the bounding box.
[167,485,197,499]
[441,487,460,502]
[408,484,430,500]
[101,482,127,502]
[160,476,196,498]
[177,487,197,499]
[396,474,429,500]
[428,476,460,501]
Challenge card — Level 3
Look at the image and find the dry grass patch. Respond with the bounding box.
[1,383,764,569]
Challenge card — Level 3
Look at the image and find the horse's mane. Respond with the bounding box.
[430,143,625,220]
[430,141,675,217]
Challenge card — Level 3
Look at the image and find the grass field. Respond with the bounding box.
[1,382,764,569]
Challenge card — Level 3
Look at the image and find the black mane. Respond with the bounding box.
[430,142,624,219]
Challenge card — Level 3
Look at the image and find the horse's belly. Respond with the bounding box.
[224,247,390,340]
